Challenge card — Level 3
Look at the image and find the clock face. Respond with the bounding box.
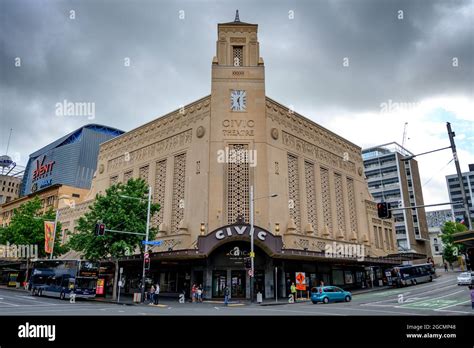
[230,90,246,111]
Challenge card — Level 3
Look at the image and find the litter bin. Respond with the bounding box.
[256,292,263,303]
[133,293,142,303]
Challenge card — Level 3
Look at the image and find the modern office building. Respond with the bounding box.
[446,164,474,226]
[59,13,404,300]
[362,142,431,256]
[426,209,454,265]
[20,124,124,197]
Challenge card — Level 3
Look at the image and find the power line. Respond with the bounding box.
[422,158,454,187]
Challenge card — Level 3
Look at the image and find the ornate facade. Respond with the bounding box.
[58,13,401,299]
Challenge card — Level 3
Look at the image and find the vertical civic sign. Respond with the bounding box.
[44,221,55,254]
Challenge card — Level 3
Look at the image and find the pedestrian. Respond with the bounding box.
[468,285,474,309]
[154,283,160,305]
[444,262,448,272]
[149,285,155,304]
[290,282,297,302]
[191,283,197,303]
[197,284,203,303]
[224,285,230,306]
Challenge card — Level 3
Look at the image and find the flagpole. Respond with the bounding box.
[50,210,59,259]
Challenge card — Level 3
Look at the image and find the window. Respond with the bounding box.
[233,46,243,66]
[72,193,80,198]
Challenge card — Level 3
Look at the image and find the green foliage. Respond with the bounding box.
[67,178,159,261]
[440,221,467,264]
[0,196,68,258]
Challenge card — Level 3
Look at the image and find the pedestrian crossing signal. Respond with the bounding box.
[244,257,251,269]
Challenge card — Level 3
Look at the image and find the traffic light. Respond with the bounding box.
[377,202,391,219]
[144,257,151,271]
[95,223,106,236]
[244,257,251,269]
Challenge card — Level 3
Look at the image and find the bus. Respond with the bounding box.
[390,263,436,287]
[28,259,99,300]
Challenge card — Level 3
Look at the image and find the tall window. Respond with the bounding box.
[226,144,249,223]
[233,46,243,66]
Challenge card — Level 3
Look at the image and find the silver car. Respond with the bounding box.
[457,272,474,285]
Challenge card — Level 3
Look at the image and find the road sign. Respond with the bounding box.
[142,240,163,246]
[295,272,306,291]
[144,253,149,259]
[248,269,253,277]
[249,252,255,258]
[119,267,123,274]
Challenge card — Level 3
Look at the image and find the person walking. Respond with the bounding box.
[149,285,155,304]
[153,283,160,305]
[444,262,448,272]
[290,282,297,303]
[197,284,203,303]
[224,285,230,306]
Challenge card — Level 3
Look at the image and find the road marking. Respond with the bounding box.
[0,301,19,306]
[434,300,471,311]
[326,306,427,316]
[397,290,465,309]
[236,306,344,316]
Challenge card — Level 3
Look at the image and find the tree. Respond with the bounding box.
[67,178,160,300]
[440,221,467,265]
[0,196,67,258]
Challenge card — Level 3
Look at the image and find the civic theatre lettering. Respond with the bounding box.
[282,131,356,174]
[222,119,254,137]
[108,129,192,170]
[215,225,267,241]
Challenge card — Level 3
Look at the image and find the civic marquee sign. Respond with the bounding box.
[197,223,283,257]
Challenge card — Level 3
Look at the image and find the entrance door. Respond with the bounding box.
[212,271,227,298]
[231,270,246,298]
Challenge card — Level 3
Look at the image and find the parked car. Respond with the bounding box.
[457,272,474,286]
[310,286,352,304]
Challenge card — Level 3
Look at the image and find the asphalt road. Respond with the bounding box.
[0,273,472,316]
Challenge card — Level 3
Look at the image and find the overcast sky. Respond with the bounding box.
[1,0,473,210]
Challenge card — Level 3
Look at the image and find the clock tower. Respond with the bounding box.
[209,11,269,228]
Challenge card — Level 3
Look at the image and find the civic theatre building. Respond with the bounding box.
[60,14,405,300]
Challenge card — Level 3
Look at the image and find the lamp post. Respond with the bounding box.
[249,185,277,303]
[119,185,152,303]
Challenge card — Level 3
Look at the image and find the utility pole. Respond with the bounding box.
[447,122,472,230]
[249,185,254,303]
[141,186,152,302]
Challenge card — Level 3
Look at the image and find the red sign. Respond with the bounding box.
[33,156,55,181]
[96,278,105,295]
[295,272,306,291]
[44,221,55,254]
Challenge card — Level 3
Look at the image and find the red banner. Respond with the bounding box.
[44,221,55,254]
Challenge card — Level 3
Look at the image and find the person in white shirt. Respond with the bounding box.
[154,283,160,305]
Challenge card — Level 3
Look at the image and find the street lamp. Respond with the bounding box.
[249,186,277,303]
[119,186,152,303]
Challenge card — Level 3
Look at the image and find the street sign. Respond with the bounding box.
[248,269,253,277]
[295,272,306,291]
[142,240,163,246]
[144,253,149,259]
[120,267,123,274]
